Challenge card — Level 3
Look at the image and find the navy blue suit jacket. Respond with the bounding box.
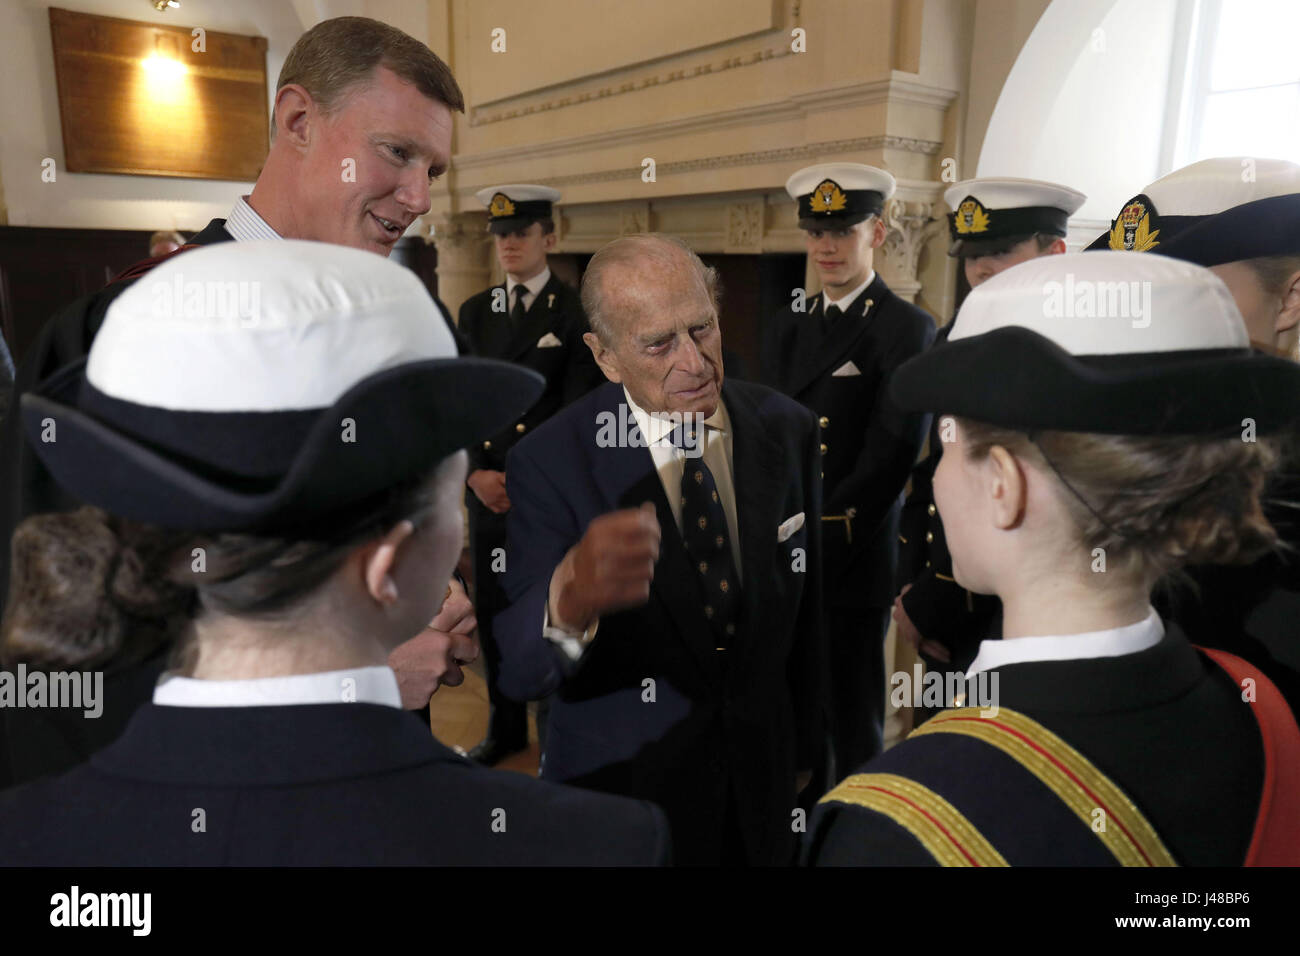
[0,700,669,865]
[494,379,825,865]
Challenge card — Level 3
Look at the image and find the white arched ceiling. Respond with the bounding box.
[978,0,1182,238]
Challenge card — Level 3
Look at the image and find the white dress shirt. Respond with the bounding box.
[965,606,1165,678]
[623,386,741,579]
[821,270,875,314]
[153,665,403,709]
[505,267,552,313]
[223,195,282,242]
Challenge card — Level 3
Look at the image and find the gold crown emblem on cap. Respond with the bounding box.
[809,179,848,214]
[1109,196,1160,252]
[953,197,991,235]
[488,193,516,218]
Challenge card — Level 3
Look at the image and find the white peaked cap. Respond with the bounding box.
[943,178,1086,215]
[475,184,562,206]
[1140,157,1300,215]
[785,163,896,201]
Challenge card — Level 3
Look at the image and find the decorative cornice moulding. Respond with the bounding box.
[453,135,943,198]
[468,0,804,127]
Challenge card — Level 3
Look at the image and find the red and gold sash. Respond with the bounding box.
[821,651,1300,866]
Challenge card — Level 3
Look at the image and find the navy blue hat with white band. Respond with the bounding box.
[945,178,1085,257]
[1085,157,1300,264]
[786,163,896,230]
[891,251,1300,435]
[22,240,544,532]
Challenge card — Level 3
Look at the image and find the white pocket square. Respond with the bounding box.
[777,512,806,543]
[831,361,861,377]
[536,332,563,348]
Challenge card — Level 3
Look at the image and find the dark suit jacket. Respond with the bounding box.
[804,626,1267,865]
[0,219,465,789]
[458,273,603,475]
[494,379,825,865]
[760,274,935,609]
[0,700,669,865]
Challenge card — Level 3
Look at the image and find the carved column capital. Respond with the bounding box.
[427,212,494,319]
[879,199,943,304]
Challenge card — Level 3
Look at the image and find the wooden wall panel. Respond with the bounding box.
[48,8,268,181]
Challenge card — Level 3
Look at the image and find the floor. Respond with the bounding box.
[425,615,916,778]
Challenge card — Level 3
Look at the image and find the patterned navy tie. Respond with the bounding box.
[676,427,740,649]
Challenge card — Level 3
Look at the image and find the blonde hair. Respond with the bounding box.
[956,418,1282,580]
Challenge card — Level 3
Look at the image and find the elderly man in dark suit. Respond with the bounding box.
[494,234,826,866]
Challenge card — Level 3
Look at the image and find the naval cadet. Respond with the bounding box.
[458,184,604,765]
[896,178,1084,677]
[1087,157,1300,712]
[806,251,1300,866]
[760,163,936,777]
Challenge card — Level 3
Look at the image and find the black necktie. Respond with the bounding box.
[678,435,739,649]
[509,285,527,335]
[821,303,844,332]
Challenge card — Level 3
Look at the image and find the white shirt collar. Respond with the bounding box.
[224,195,282,242]
[622,385,729,447]
[506,267,551,302]
[822,270,875,313]
[153,665,403,709]
[965,607,1165,678]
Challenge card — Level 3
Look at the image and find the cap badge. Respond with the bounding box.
[488,192,516,219]
[1108,194,1160,252]
[954,197,991,235]
[809,179,848,214]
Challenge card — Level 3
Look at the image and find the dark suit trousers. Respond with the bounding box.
[827,604,890,781]
[468,501,528,746]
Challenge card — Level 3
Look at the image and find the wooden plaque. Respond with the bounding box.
[49,7,268,181]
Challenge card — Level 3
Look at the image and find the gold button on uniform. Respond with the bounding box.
[820,443,828,455]
[925,531,934,543]
[482,440,492,450]
[818,416,829,429]
[515,423,526,434]
[927,503,936,517]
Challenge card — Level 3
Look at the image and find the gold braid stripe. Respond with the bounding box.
[819,772,1007,866]
[912,708,1177,867]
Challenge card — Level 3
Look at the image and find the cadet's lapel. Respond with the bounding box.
[588,385,723,681]
[505,274,562,360]
[723,383,783,661]
[786,275,885,396]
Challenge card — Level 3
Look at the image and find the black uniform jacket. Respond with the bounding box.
[1161,467,1300,715]
[494,379,826,865]
[457,274,603,475]
[0,699,670,865]
[804,626,1268,865]
[760,274,935,609]
[0,220,465,788]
